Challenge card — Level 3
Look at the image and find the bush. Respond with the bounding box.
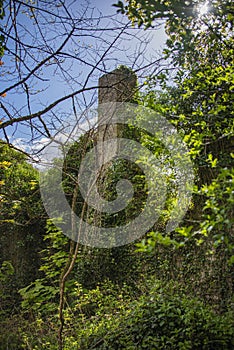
[16,280,233,350]
[83,282,233,350]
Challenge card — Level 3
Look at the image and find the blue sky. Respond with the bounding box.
[0,0,167,160]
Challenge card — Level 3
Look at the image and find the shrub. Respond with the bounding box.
[83,282,234,350]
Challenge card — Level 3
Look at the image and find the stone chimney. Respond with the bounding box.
[98,66,137,104]
[87,67,137,244]
[97,66,137,160]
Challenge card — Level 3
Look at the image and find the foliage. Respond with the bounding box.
[93,285,233,349]
[19,219,70,314]
[18,279,133,349]
[114,0,199,27]
[0,261,24,349]
[0,143,41,224]
[0,141,44,239]
[0,142,45,291]
[200,167,234,259]
[60,132,148,288]
[0,143,46,349]
[115,0,234,248]
[134,91,233,306]
[10,279,233,350]
[0,1,233,348]
[112,0,234,315]
[0,260,14,310]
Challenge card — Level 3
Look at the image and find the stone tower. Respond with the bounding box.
[98,66,137,104]
[97,66,137,160]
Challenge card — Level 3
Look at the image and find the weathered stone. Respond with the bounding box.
[98,66,137,104]
[97,66,137,161]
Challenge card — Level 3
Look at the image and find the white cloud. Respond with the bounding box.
[31,114,98,169]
